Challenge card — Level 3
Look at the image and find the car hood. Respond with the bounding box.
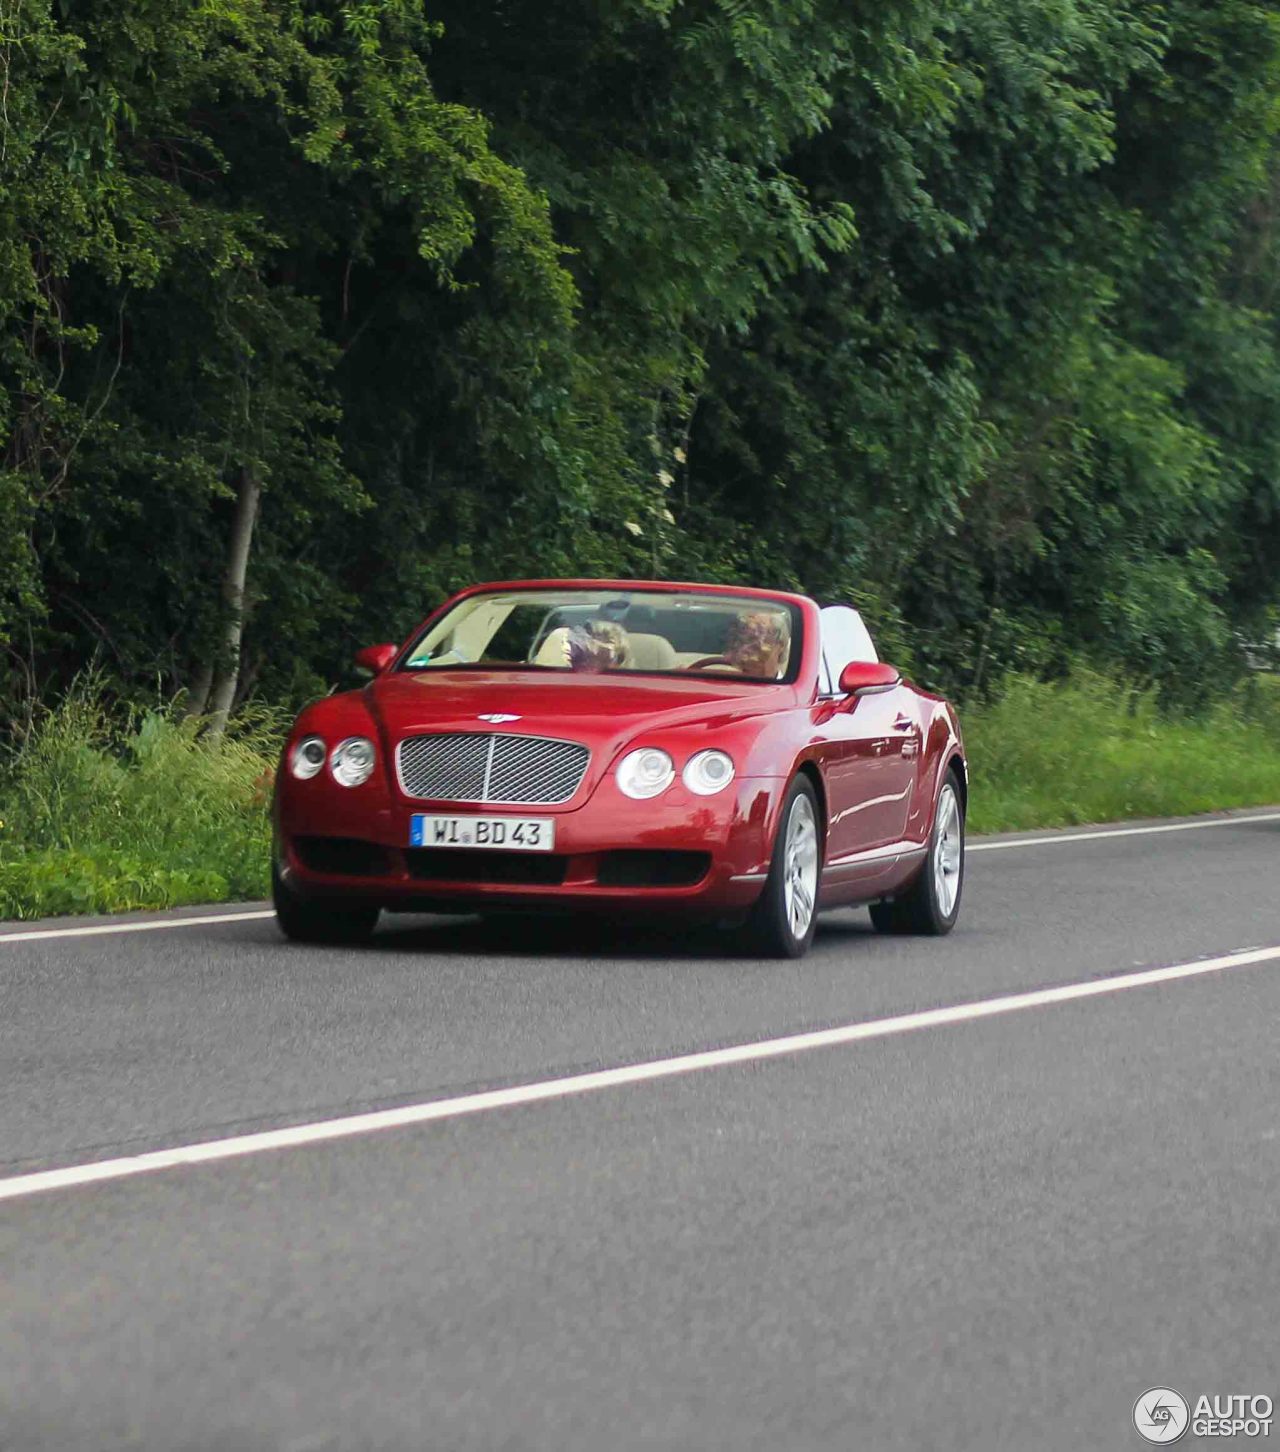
[363,670,789,781]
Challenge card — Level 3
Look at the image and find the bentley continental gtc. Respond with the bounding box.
[273,580,967,957]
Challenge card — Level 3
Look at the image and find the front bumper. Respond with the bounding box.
[275,774,783,918]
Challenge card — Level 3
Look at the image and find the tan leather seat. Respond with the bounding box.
[532,627,572,667]
[625,632,677,671]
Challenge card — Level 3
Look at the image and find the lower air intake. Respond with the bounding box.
[405,850,569,886]
[293,837,394,877]
[596,850,712,888]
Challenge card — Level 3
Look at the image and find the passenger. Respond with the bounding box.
[567,620,629,672]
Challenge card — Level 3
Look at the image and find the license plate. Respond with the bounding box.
[409,814,556,852]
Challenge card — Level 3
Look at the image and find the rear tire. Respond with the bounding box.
[739,776,822,958]
[869,768,964,936]
[273,864,379,945]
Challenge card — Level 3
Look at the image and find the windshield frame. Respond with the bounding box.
[396,584,806,687]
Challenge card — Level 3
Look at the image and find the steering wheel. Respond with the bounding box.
[685,656,736,671]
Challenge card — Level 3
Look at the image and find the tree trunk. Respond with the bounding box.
[184,661,213,719]
[205,467,261,736]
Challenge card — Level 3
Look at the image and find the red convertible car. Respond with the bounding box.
[273,580,966,957]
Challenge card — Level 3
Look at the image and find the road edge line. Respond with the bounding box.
[0,910,276,944]
[969,810,1280,852]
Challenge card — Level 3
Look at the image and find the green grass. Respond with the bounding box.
[0,684,278,919]
[1,672,1278,919]
[965,670,1280,833]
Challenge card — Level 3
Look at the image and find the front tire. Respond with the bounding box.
[740,776,822,958]
[273,864,379,945]
[869,769,964,936]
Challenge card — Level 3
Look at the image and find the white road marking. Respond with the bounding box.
[2,942,1277,1204]
[0,911,276,944]
[3,808,1277,945]
[969,810,1280,853]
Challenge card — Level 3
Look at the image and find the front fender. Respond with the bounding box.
[274,693,395,841]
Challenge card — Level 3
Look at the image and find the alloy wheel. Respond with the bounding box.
[783,793,819,940]
[933,783,963,917]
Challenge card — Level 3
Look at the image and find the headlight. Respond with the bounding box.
[617,747,674,799]
[683,749,735,796]
[290,735,326,780]
[330,736,376,788]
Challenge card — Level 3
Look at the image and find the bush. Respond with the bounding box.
[0,682,279,919]
[0,851,230,919]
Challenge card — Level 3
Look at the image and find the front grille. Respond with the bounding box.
[405,849,568,886]
[397,732,590,805]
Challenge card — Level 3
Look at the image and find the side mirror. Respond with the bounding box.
[838,660,901,697]
[355,643,398,676]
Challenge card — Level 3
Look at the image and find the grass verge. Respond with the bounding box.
[0,685,277,919]
[1,672,1278,919]
[965,670,1280,833]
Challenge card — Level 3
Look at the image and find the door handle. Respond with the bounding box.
[892,714,915,732]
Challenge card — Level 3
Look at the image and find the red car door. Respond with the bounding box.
[813,607,921,861]
[819,687,920,859]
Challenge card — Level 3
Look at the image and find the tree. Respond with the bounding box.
[3,0,1280,722]
[1,0,574,715]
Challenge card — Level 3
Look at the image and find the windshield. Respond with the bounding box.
[401,588,801,683]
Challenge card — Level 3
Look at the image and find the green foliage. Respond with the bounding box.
[965,669,1280,832]
[0,0,575,696]
[0,0,1277,725]
[0,680,275,916]
[0,850,230,919]
[672,0,1280,700]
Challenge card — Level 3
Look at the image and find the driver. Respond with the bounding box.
[723,611,789,678]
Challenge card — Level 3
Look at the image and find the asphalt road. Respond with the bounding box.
[2,808,1279,1451]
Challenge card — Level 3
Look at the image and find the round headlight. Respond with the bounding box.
[683,749,736,796]
[330,736,376,788]
[290,735,326,780]
[617,747,675,800]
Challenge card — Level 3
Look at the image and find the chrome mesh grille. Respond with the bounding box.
[397,733,590,805]
[397,733,488,802]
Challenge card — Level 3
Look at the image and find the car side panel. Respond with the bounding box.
[813,686,962,910]
[820,684,921,859]
[902,692,965,845]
